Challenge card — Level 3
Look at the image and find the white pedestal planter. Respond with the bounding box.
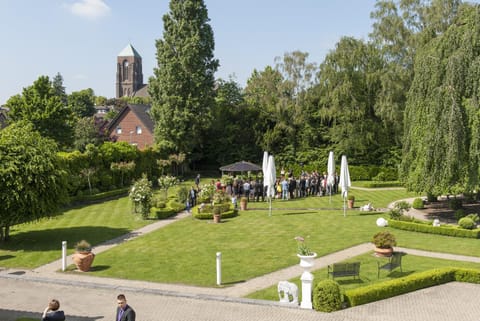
[297,253,317,309]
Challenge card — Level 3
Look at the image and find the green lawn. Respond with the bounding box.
[1,184,479,299]
[0,197,150,268]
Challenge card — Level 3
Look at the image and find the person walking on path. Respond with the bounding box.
[41,299,65,321]
[116,294,135,321]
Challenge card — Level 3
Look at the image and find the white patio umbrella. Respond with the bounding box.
[265,155,276,216]
[327,151,335,202]
[339,155,351,217]
[262,151,269,188]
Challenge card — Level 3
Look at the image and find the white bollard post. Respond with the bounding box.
[216,252,222,285]
[300,271,314,309]
[62,241,67,271]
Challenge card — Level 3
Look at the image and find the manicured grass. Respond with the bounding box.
[0,197,150,268]
[90,202,480,287]
[246,252,480,301]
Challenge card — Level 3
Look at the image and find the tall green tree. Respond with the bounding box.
[0,122,67,241]
[68,88,96,118]
[5,75,74,148]
[149,0,219,159]
[52,72,67,105]
[315,37,391,165]
[400,2,480,195]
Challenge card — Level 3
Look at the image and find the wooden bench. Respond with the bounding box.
[327,262,360,279]
[377,252,403,278]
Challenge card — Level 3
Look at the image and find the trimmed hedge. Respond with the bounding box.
[389,219,480,239]
[150,207,177,219]
[362,181,403,188]
[69,188,129,203]
[192,205,239,220]
[345,267,480,307]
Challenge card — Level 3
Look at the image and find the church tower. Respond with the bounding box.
[116,44,144,98]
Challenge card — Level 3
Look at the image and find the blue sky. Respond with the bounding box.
[1,0,384,104]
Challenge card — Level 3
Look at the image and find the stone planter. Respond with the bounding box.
[297,253,317,269]
[72,251,95,272]
[213,213,221,223]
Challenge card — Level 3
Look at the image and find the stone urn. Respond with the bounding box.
[374,247,393,257]
[72,251,95,272]
[297,253,317,269]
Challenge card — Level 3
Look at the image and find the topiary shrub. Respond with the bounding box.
[412,198,424,209]
[426,193,438,202]
[458,217,476,230]
[313,279,343,312]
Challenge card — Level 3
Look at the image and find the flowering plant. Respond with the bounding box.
[294,236,313,256]
[129,174,153,219]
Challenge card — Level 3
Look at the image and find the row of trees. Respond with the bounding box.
[148,0,480,197]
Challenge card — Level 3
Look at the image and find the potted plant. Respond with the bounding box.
[347,195,355,208]
[212,204,222,223]
[72,240,95,272]
[294,236,317,268]
[240,196,248,210]
[372,231,397,257]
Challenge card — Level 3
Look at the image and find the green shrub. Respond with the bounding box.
[193,206,238,220]
[150,207,176,219]
[412,198,424,209]
[313,279,342,312]
[363,181,403,188]
[467,213,479,223]
[448,198,462,210]
[458,217,476,230]
[167,200,185,212]
[454,209,466,221]
[69,188,129,204]
[426,193,438,202]
[389,219,480,238]
[177,186,189,203]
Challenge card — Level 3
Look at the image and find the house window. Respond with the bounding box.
[136,125,142,134]
[116,126,122,134]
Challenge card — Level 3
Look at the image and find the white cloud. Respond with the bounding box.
[69,0,111,19]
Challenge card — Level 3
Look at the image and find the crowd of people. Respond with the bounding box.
[203,169,340,202]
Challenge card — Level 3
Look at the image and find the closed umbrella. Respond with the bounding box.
[327,151,335,202]
[339,155,351,217]
[266,155,276,216]
[262,151,269,189]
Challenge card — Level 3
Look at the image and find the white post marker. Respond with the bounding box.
[62,241,67,271]
[300,271,313,309]
[216,252,222,285]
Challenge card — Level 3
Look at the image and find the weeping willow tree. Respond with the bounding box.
[401,3,480,195]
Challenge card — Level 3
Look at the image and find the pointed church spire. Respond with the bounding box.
[118,44,142,58]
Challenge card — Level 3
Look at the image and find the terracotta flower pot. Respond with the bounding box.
[348,199,355,209]
[72,251,95,272]
[374,247,393,257]
[213,213,221,223]
[240,200,247,210]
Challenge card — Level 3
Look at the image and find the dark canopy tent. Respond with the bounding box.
[219,161,262,173]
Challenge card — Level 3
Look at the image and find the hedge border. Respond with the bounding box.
[192,205,239,220]
[389,219,480,238]
[345,267,480,307]
[69,188,129,204]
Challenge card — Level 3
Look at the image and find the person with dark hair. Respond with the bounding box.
[41,299,65,321]
[116,294,135,321]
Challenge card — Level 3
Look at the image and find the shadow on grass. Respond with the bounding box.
[219,279,246,286]
[334,278,365,285]
[0,227,131,252]
[282,212,314,216]
[0,255,15,261]
[88,265,110,272]
[0,308,103,321]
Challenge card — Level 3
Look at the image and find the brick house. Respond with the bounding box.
[106,104,154,149]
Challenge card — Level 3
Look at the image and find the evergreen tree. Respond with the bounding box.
[149,0,218,160]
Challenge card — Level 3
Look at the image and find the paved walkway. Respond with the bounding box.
[0,206,479,321]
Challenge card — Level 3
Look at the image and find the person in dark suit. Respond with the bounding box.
[41,299,65,321]
[116,294,135,321]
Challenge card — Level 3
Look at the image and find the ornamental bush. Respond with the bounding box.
[458,217,476,230]
[313,279,342,312]
[412,198,424,209]
[454,209,466,221]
